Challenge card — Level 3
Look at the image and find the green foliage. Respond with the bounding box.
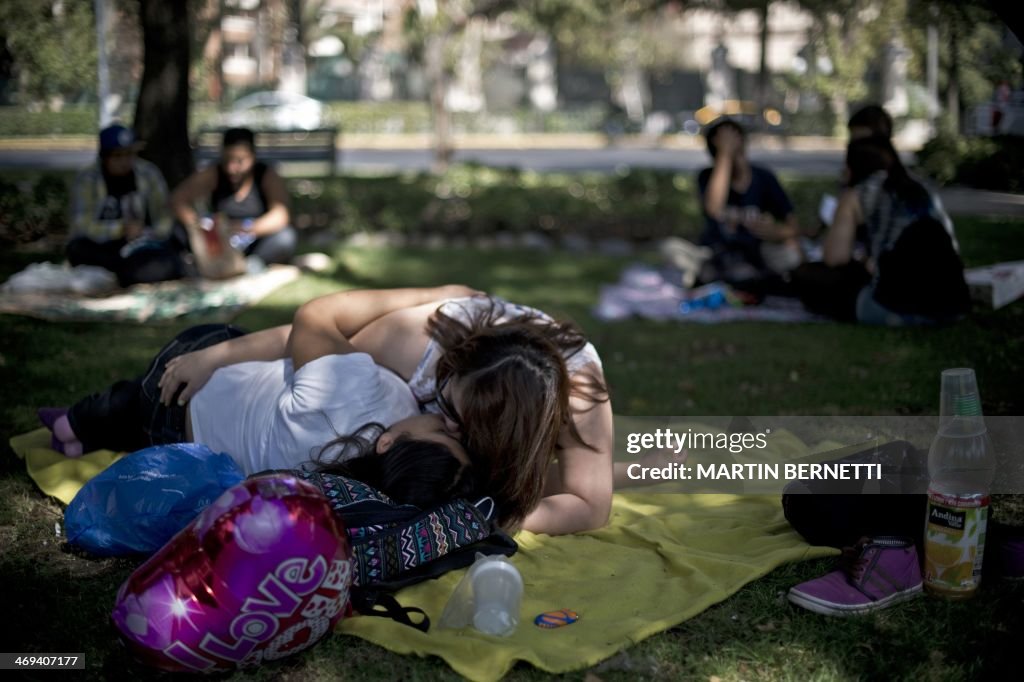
[916,131,1024,191]
[0,166,828,246]
[0,172,72,244]
[915,130,977,185]
[0,106,100,136]
[527,0,677,71]
[788,0,907,132]
[290,165,712,240]
[0,1,98,105]
[905,0,1022,110]
[0,102,614,136]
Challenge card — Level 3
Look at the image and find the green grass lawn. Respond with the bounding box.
[1,216,1023,680]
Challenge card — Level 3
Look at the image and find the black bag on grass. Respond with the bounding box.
[294,469,518,632]
[791,261,871,321]
[781,440,928,549]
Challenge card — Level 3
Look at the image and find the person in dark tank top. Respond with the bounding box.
[170,127,297,266]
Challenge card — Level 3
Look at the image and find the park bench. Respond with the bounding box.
[193,127,339,177]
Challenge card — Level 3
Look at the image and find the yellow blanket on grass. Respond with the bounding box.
[10,427,837,681]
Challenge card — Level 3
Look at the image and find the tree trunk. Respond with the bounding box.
[945,21,961,134]
[756,0,770,117]
[830,92,848,137]
[214,0,225,105]
[426,34,453,173]
[134,0,193,189]
[830,17,856,137]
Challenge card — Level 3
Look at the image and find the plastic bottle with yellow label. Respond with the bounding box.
[923,368,995,599]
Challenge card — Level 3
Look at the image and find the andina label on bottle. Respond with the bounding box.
[923,489,988,595]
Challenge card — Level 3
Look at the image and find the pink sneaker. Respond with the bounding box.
[788,537,922,616]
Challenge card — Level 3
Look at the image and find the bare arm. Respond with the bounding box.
[702,127,741,221]
[703,154,733,221]
[347,288,481,378]
[747,212,800,242]
[170,166,217,229]
[247,166,291,237]
[158,286,473,405]
[520,372,615,535]
[158,325,291,405]
[294,285,474,342]
[823,188,862,267]
[288,297,358,371]
[347,302,437,379]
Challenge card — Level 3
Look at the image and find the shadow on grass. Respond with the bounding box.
[2,235,1024,679]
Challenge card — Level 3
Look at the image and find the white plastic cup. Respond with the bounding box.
[470,560,523,636]
[939,367,983,422]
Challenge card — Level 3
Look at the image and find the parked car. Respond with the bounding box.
[694,100,784,133]
[223,91,326,131]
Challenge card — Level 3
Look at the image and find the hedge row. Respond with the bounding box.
[914,132,1024,192]
[1,166,833,246]
[0,102,609,137]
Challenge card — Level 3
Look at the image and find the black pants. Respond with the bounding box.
[66,236,184,288]
[67,324,246,453]
[791,261,871,322]
[781,440,929,551]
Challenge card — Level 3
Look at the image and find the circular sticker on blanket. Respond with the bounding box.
[534,609,579,629]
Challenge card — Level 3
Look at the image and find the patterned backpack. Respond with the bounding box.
[293,469,518,631]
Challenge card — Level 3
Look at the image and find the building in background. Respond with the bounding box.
[200,0,405,101]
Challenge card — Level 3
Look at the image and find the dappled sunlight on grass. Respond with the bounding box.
[2,223,1023,679]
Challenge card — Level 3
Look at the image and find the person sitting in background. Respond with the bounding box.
[171,127,296,266]
[67,124,182,287]
[697,118,801,287]
[847,104,893,143]
[845,104,957,250]
[820,135,969,325]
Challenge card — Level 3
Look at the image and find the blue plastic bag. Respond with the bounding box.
[64,443,244,556]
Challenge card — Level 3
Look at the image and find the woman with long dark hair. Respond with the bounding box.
[171,127,297,266]
[821,135,970,324]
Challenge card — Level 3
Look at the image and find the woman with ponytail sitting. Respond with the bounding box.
[808,136,970,325]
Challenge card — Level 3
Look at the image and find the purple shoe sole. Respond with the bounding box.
[37,407,69,454]
[788,583,922,616]
[37,407,68,429]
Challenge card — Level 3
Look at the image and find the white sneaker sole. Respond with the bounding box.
[788,583,922,616]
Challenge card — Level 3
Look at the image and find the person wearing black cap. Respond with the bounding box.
[67,124,183,286]
[170,127,296,267]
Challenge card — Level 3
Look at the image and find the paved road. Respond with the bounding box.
[0,147,846,175]
[342,147,848,175]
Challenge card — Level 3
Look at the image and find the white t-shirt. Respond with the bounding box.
[190,352,419,475]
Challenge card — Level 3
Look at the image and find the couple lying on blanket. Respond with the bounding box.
[42,285,615,535]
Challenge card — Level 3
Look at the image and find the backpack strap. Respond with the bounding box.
[349,588,430,632]
[472,496,498,521]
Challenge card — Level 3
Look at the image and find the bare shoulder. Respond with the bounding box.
[349,301,439,379]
